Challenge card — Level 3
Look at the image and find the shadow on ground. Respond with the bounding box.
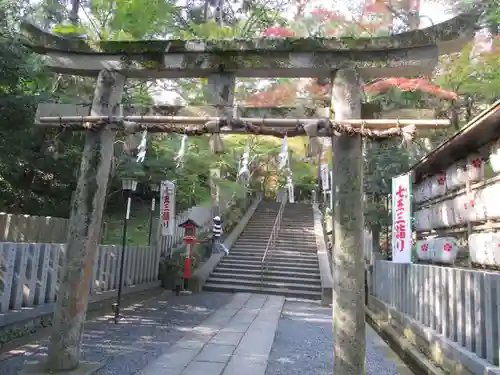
[265,300,409,375]
[0,292,233,375]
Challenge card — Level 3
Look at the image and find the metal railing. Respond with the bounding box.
[260,192,287,287]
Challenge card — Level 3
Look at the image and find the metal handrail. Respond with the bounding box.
[260,192,287,287]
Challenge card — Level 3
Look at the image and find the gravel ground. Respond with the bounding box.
[0,292,233,375]
[265,299,408,375]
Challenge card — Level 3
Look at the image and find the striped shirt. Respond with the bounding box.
[213,222,223,238]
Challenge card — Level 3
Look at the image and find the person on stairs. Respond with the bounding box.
[212,215,229,256]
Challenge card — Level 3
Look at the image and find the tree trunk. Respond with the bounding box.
[331,68,366,374]
[44,70,125,372]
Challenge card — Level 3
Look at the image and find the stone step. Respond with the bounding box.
[218,260,319,272]
[209,271,321,285]
[206,277,322,292]
[240,229,315,234]
[240,223,278,227]
[251,220,314,224]
[226,254,319,265]
[234,242,316,248]
[231,245,317,259]
[213,266,320,279]
[233,241,317,248]
[248,219,278,222]
[220,257,317,266]
[248,222,313,224]
[238,232,315,238]
[233,241,317,247]
[203,283,321,300]
[238,232,316,238]
[236,236,317,242]
[247,214,279,217]
[242,225,315,230]
[228,249,318,258]
[231,244,317,253]
[227,249,318,257]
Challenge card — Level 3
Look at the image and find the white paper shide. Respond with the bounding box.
[320,164,329,191]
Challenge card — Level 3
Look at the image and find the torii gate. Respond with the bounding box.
[19,14,475,375]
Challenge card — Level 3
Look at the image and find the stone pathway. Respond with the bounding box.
[139,293,413,375]
[139,293,282,375]
[1,292,413,375]
[0,292,233,375]
[266,299,414,375]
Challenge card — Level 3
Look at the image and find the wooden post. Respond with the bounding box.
[331,69,366,374]
[207,73,235,213]
[24,70,126,374]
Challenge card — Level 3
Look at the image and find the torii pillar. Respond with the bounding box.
[330,68,366,374]
[22,70,125,375]
[207,72,235,214]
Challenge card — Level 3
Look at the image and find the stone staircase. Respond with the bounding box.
[203,200,321,300]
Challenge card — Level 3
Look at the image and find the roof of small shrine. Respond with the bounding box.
[410,100,500,183]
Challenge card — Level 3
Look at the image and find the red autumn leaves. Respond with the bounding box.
[364,78,457,100]
[245,77,458,107]
[249,2,457,106]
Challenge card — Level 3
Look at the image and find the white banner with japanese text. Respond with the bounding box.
[391,173,413,263]
[320,164,330,191]
[160,180,176,236]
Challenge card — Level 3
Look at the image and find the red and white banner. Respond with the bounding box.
[160,180,176,236]
[391,173,412,263]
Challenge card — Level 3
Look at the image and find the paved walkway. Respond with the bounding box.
[138,293,413,375]
[140,293,281,375]
[0,292,413,375]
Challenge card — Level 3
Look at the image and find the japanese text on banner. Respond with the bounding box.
[391,173,413,263]
[160,180,176,236]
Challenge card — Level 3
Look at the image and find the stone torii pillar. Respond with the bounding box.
[22,69,125,375]
[330,68,366,374]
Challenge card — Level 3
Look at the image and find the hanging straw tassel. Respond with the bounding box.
[303,122,321,157]
[206,120,225,154]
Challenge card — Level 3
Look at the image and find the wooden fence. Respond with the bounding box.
[0,213,68,243]
[0,242,159,316]
[372,260,500,366]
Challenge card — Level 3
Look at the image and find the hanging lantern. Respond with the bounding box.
[206,120,225,154]
[303,122,321,157]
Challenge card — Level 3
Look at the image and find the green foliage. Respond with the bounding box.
[51,23,86,37]
[158,196,251,289]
